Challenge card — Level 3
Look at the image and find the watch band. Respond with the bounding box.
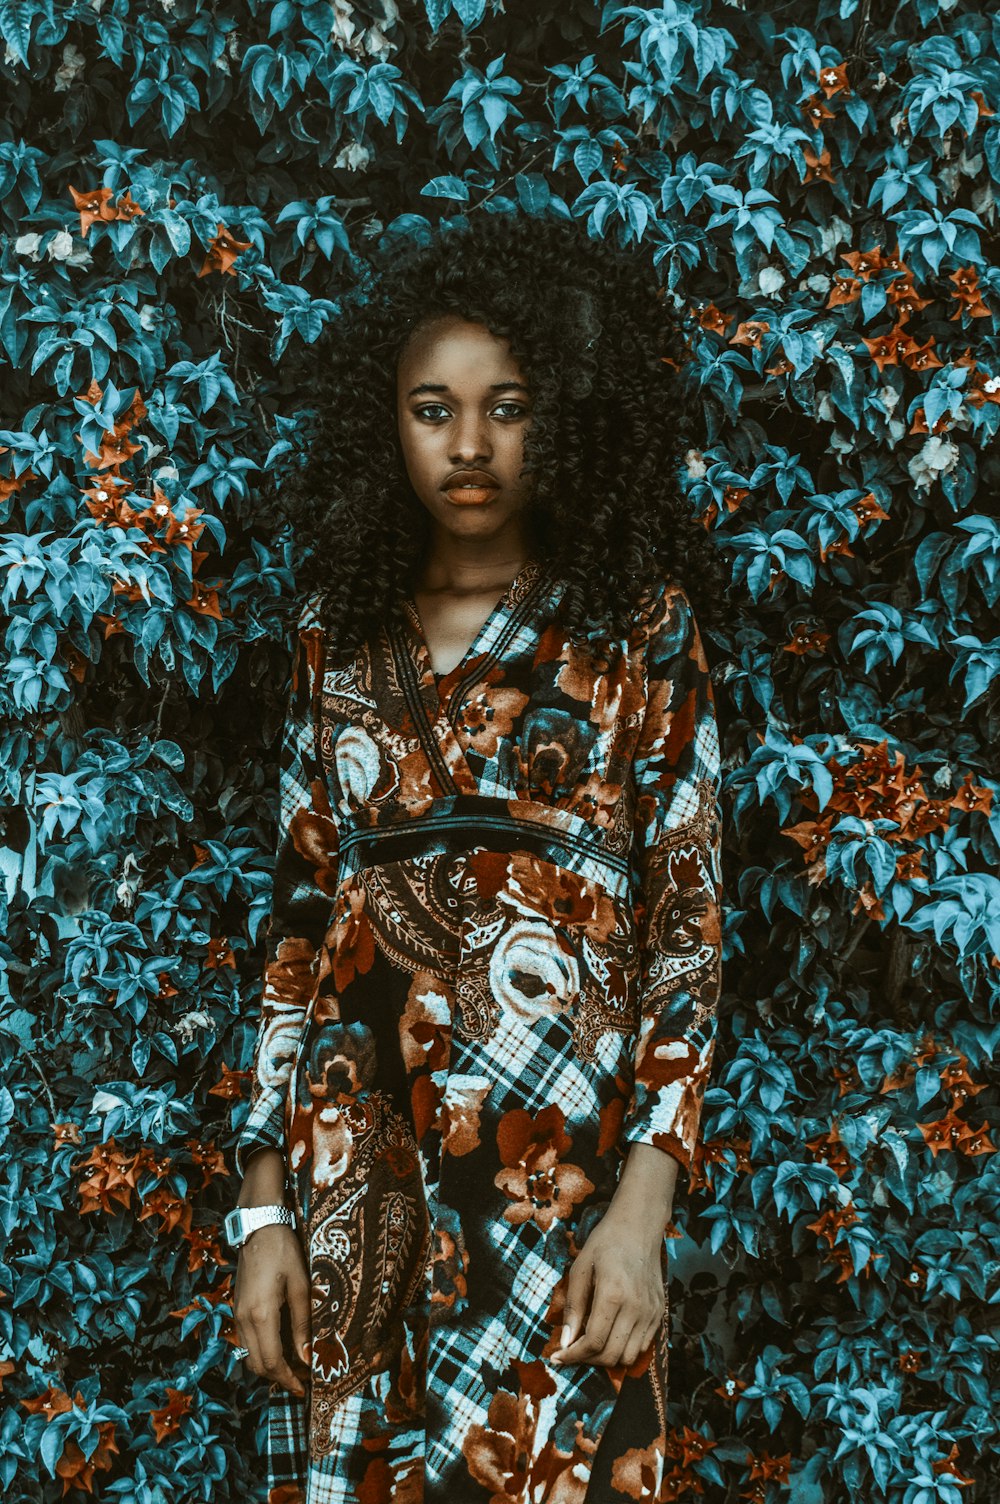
[224,1203,295,1249]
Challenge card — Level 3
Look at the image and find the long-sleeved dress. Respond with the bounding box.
[235,558,723,1504]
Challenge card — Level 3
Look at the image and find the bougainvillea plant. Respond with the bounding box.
[0,2,997,1501]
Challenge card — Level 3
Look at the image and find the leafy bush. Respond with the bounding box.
[0,1,997,1500]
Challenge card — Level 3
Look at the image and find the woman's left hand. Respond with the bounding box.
[550,1203,666,1368]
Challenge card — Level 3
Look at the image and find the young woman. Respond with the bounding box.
[230,213,725,1503]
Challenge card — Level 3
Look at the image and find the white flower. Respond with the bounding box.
[932,763,952,789]
[819,215,851,258]
[153,464,179,482]
[984,375,1000,394]
[139,303,159,332]
[46,229,75,261]
[907,436,960,492]
[175,1009,211,1042]
[54,42,86,91]
[971,180,994,220]
[333,141,371,172]
[758,266,785,297]
[15,233,42,259]
[805,272,831,295]
[880,385,900,413]
[684,447,707,478]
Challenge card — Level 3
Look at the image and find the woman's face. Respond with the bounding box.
[396,313,536,545]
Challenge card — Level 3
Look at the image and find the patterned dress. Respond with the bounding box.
[235,558,723,1504]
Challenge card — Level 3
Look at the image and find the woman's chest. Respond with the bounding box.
[317,621,648,825]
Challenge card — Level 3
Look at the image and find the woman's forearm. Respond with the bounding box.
[238,1146,288,1208]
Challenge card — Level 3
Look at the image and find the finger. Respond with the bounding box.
[253,1309,306,1397]
[589,1305,639,1368]
[557,1253,595,1354]
[287,1269,313,1375]
[556,1285,622,1364]
[619,1314,656,1369]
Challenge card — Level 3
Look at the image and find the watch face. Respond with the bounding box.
[224,1209,246,1247]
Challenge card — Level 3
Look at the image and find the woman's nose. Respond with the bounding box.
[450,416,492,462]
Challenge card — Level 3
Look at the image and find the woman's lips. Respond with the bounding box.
[443,485,499,505]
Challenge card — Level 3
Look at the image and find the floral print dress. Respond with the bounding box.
[235,559,723,1504]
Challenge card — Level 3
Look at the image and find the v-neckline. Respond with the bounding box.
[404,557,542,693]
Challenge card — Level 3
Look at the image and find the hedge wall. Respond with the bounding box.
[0,2,998,1501]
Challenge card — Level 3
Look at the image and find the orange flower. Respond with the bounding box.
[804,1125,853,1174]
[137,1185,193,1236]
[806,1202,859,1247]
[208,1063,251,1100]
[802,145,834,184]
[816,62,851,97]
[949,772,992,817]
[198,221,252,276]
[933,1442,976,1487]
[68,184,117,236]
[729,319,770,348]
[800,92,836,128]
[828,276,860,309]
[852,492,890,526]
[150,1388,193,1444]
[185,582,224,619]
[749,1450,793,1483]
[205,936,235,969]
[55,1421,119,1494]
[69,184,145,236]
[689,300,735,337]
[886,274,933,322]
[842,246,889,281]
[784,623,831,655]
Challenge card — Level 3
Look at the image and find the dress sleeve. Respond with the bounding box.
[235,599,339,1179]
[621,582,723,1179]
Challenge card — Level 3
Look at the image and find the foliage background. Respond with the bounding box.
[0,0,998,1500]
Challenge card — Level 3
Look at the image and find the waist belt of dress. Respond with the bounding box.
[337,793,632,900]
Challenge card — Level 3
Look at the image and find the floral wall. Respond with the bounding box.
[0,1,997,1500]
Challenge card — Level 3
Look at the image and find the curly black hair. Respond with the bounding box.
[267,211,725,666]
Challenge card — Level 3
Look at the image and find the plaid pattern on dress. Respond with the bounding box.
[234,563,723,1503]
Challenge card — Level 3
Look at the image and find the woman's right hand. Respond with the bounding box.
[232,1149,311,1397]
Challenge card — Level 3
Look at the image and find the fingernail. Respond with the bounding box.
[560,1324,571,1348]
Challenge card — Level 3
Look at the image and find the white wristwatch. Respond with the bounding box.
[224,1203,295,1249]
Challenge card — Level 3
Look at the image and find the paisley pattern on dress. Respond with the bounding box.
[236,560,723,1503]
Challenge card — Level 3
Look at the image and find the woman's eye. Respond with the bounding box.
[413,402,529,421]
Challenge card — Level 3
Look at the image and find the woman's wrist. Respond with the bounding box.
[609,1141,680,1237]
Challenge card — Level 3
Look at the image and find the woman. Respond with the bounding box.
[231,213,725,1503]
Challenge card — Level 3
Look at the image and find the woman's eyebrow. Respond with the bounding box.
[406,381,531,397]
